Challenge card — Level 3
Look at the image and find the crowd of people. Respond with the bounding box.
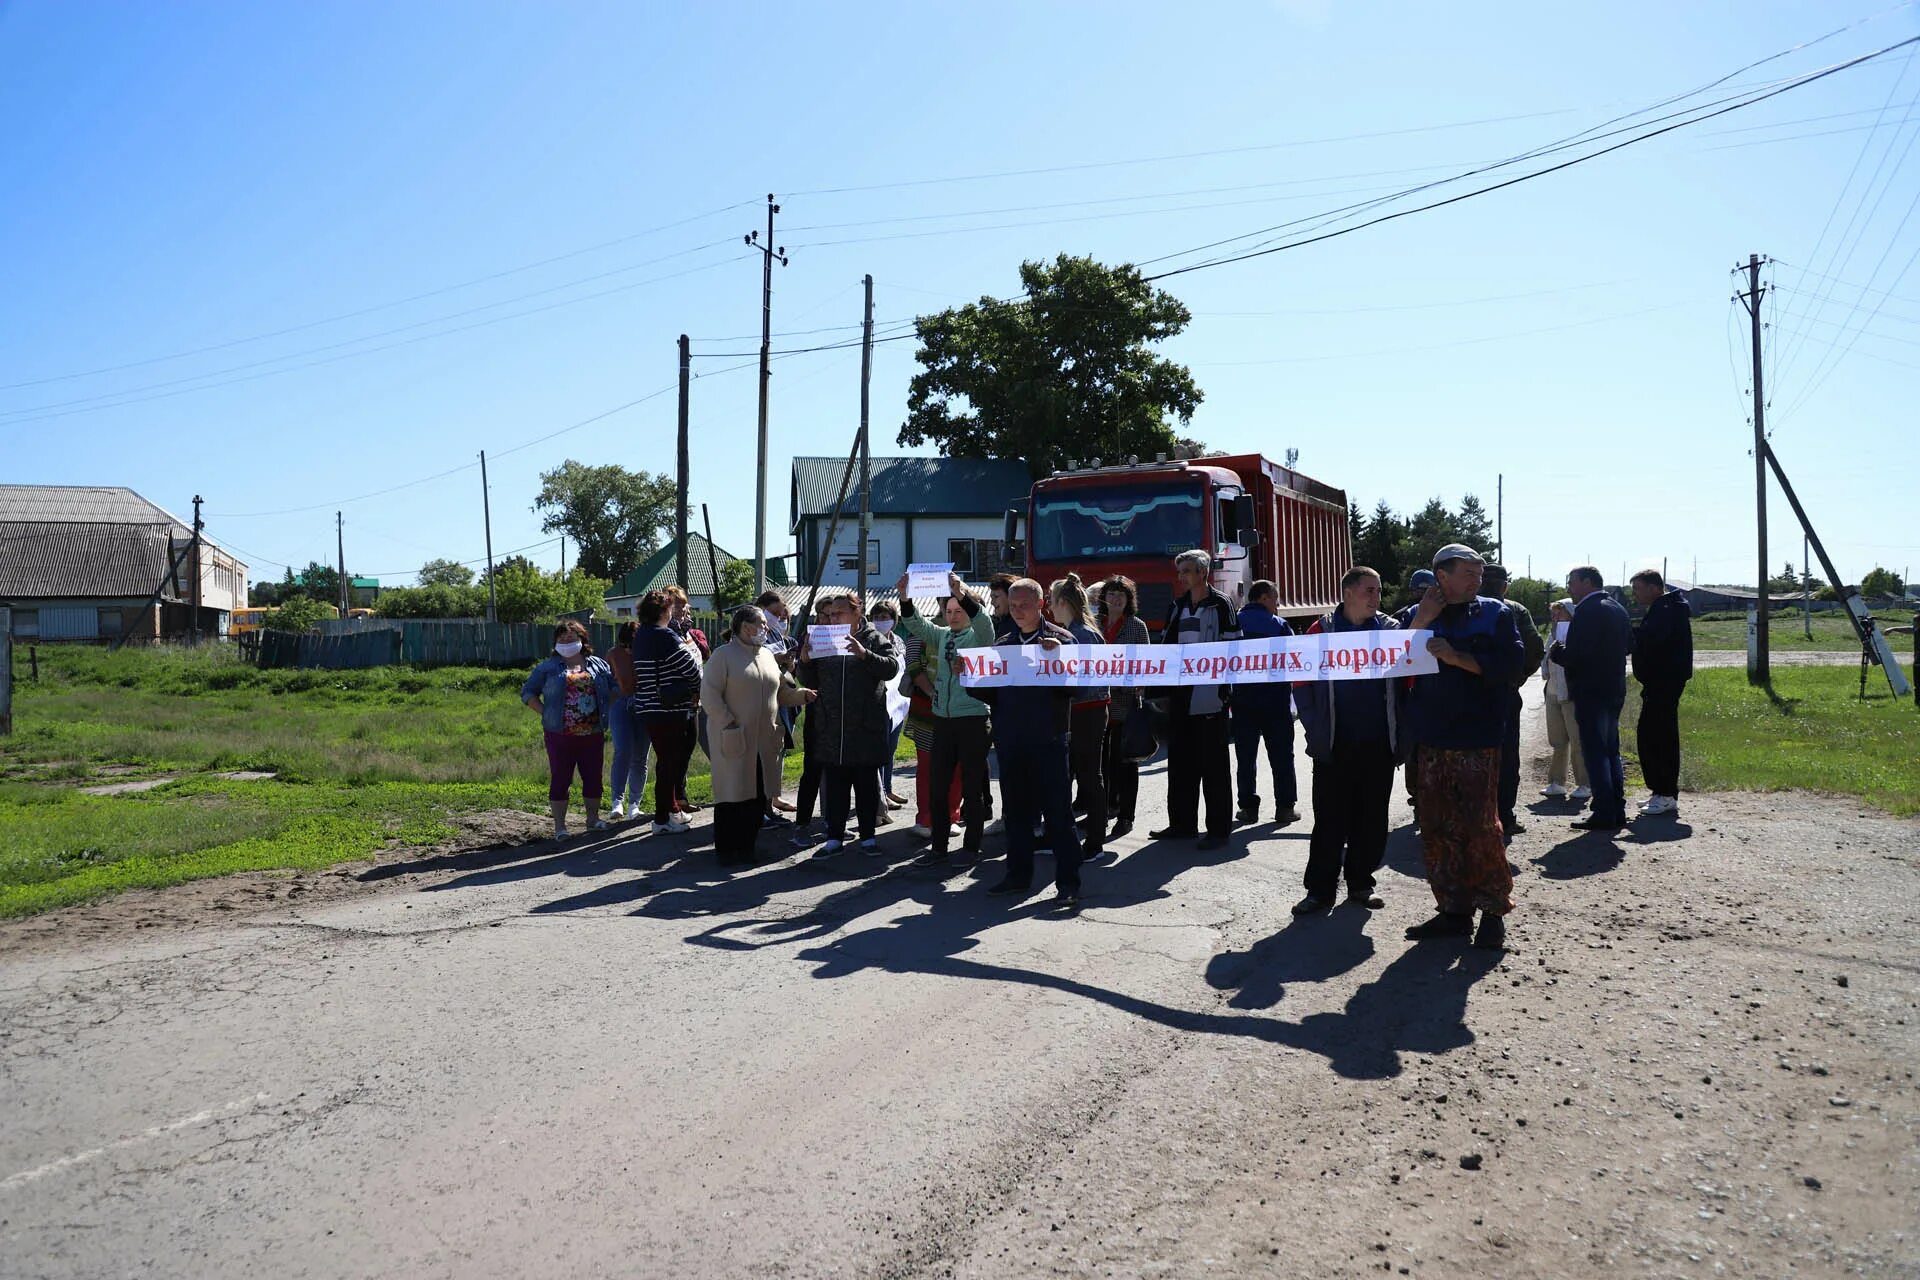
[519,546,1694,933]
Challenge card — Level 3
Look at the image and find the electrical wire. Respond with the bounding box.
[0,199,758,392]
[1138,37,1920,283]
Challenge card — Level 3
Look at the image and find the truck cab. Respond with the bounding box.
[1006,454,1347,629]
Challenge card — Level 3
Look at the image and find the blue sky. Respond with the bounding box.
[3,1,1916,592]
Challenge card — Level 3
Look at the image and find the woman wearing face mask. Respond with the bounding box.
[700,605,818,866]
[521,619,617,839]
[868,599,907,819]
[664,584,707,817]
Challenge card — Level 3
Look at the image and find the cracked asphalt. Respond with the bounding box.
[3,686,1917,1278]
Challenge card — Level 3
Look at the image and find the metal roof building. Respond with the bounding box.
[788,456,1032,589]
[0,485,248,642]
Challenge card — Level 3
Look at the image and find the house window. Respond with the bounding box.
[947,539,976,576]
[13,609,38,639]
[98,608,123,637]
[837,539,880,575]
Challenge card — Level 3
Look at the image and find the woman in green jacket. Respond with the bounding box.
[894,569,996,867]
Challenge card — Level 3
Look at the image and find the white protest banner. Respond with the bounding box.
[906,562,954,597]
[955,632,1439,688]
[806,624,853,656]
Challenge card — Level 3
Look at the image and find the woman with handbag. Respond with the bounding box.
[631,590,703,836]
[1097,576,1153,841]
[701,604,816,866]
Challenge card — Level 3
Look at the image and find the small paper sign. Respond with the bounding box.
[1553,621,1570,643]
[906,562,954,597]
[807,624,853,656]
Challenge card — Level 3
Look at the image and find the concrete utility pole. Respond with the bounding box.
[677,333,691,592]
[336,512,348,615]
[189,495,204,645]
[856,274,874,608]
[1804,535,1813,639]
[1495,474,1503,565]
[746,194,789,594]
[483,452,499,621]
[1740,253,1771,686]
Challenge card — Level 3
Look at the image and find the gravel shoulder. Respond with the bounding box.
[3,682,1915,1279]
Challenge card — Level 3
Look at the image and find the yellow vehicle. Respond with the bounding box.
[347,608,376,620]
[229,607,271,637]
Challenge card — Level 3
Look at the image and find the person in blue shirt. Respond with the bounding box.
[1402,544,1525,950]
[1232,580,1299,827]
[1549,566,1636,833]
[521,619,617,841]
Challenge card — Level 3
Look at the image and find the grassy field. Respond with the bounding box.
[1690,609,1915,653]
[1658,665,1920,816]
[1,645,896,917]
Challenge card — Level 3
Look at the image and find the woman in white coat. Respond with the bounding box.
[701,605,816,866]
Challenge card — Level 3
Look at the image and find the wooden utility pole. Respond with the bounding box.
[1495,473,1503,564]
[480,450,497,622]
[336,511,348,615]
[189,494,204,645]
[1740,253,1770,685]
[746,194,788,593]
[856,274,874,607]
[677,333,691,591]
[1,605,12,736]
[560,536,567,579]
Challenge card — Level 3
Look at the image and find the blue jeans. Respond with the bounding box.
[607,696,652,810]
[1572,694,1626,825]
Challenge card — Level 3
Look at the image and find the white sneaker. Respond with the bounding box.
[607,802,626,822]
[651,821,672,836]
[1541,784,1568,799]
[1570,786,1592,802]
[1641,795,1678,815]
[910,824,932,839]
[665,814,691,834]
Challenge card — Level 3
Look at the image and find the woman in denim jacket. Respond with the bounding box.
[521,619,617,840]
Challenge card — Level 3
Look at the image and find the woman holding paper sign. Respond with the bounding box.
[794,592,901,857]
[895,569,995,866]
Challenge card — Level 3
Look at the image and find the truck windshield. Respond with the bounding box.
[1031,484,1205,562]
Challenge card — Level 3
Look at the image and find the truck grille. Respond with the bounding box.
[1134,580,1173,627]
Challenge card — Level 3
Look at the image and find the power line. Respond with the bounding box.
[1186,300,1693,366]
[1139,36,1920,283]
[0,248,752,425]
[0,200,758,393]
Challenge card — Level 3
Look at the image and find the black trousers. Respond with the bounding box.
[1231,700,1298,810]
[1069,703,1108,852]
[795,712,821,824]
[999,736,1082,894]
[821,764,881,840]
[1637,681,1685,798]
[1166,710,1232,836]
[1101,715,1140,822]
[1304,738,1396,899]
[927,716,990,855]
[714,772,767,860]
[1498,687,1522,822]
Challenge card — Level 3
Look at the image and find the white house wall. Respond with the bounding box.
[814,515,1007,587]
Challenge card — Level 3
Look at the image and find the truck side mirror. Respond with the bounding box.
[1233,493,1257,541]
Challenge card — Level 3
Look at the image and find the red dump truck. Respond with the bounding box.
[1004,454,1350,629]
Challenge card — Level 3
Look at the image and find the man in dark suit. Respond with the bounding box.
[1548,566,1634,832]
[1630,569,1693,817]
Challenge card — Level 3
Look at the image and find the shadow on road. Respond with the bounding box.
[1203,907,1375,1010]
[1530,831,1626,879]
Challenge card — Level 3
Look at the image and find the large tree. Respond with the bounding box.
[1353,499,1405,587]
[898,254,1202,477]
[533,460,676,582]
[417,558,475,588]
[1859,565,1904,598]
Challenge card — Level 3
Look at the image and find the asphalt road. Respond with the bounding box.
[4,685,1917,1278]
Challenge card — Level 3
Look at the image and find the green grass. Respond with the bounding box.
[0,645,904,917]
[1668,666,1920,816]
[1690,609,1914,653]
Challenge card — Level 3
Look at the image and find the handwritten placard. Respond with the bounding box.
[807,624,852,656]
[906,562,954,597]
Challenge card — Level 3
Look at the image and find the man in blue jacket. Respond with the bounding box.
[1549,566,1635,832]
[1402,544,1525,950]
[1291,566,1401,916]
[967,579,1084,911]
[1629,569,1692,817]
[1232,579,1299,827]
